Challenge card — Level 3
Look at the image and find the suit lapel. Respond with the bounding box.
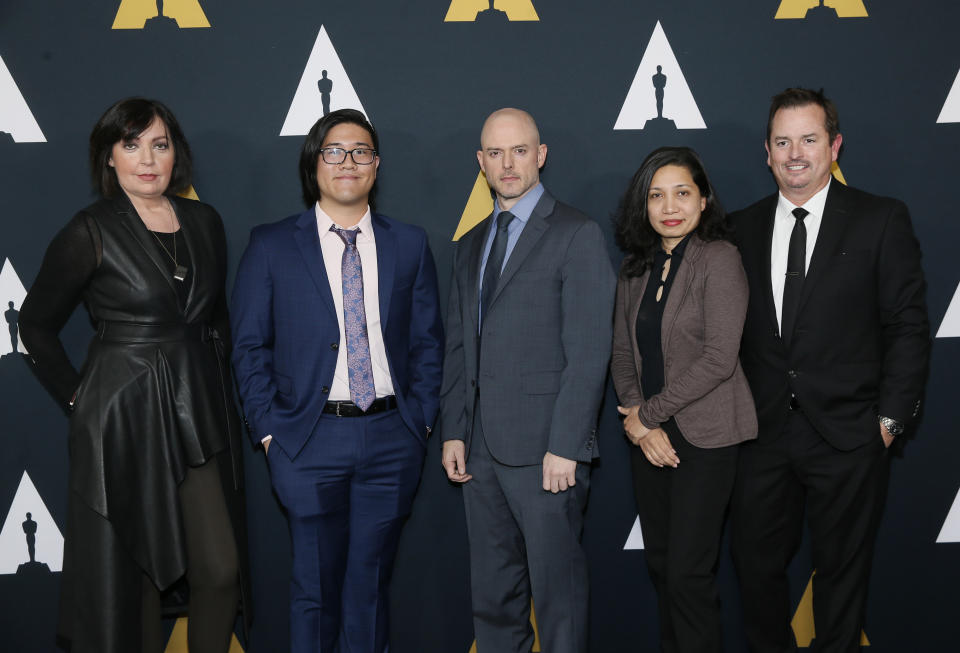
[628,273,650,382]
[371,213,397,329]
[463,217,490,331]
[488,192,554,308]
[758,197,780,334]
[661,237,700,350]
[293,207,337,319]
[797,182,848,313]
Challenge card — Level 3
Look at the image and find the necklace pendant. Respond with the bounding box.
[173,265,188,282]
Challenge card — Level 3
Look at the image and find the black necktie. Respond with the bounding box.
[480,210,515,325]
[781,207,808,347]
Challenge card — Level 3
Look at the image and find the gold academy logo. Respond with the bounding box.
[445,0,539,22]
[112,0,210,30]
[775,0,868,19]
[452,172,495,241]
[792,571,870,646]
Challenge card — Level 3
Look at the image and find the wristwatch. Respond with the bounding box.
[878,416,904,437]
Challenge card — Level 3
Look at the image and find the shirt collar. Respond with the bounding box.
[493,182,544,226]
[316,204,374,242]
[777,177,831,221]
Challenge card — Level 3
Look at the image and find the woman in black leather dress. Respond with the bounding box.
[19,98,248,653]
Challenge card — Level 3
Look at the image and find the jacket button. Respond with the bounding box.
[470,380,476,387]
[331,343,339,350]
[321,386,330,394]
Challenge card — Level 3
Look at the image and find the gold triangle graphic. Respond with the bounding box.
[468,599,541,652]
[452,172,494,241]
[112,0,210,29]
[791,571,870,647]
[178,185,199,200]
[445,0,539,22]
[163,617,245,652]
[830,162,846,185]
[775,0,868,19]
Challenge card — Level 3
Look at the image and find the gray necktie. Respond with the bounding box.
[480,210,515,325]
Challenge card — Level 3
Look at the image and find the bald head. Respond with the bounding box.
[476,108,547,210]
[480,108,540,148]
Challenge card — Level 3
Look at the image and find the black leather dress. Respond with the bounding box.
[20,194,249,652]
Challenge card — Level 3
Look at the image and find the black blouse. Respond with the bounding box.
[634,234,692,435]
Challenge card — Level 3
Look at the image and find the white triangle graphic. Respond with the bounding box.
[936,488,960,543]
[937,68,960,124]
[936,282,960,338]
[614,21,706,130]
[279,26,369,136]
[623,515,645,550]
[0,258,29,355]
[0,471,64,573]
[0,54,46,143]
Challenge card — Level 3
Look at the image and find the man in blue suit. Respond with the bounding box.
[231,109,443,653]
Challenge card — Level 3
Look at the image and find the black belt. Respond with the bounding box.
[323,396,397,417]
[97,321,218,343]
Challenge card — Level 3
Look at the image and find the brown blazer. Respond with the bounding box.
[611,235,757,448]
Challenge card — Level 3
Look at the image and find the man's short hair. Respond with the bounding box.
[299,109,379,208]
[767,87,840,143]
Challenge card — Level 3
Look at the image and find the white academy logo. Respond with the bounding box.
[0,471,63,573]
[935,282,960,338]
[937,69,960,123]
[0,54,45,143]
[936,488,960,543]
[623,515,645,550]
[280,25,368,136]
[614,21,706,131]
[1,258,28,356]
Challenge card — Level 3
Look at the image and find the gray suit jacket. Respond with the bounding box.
[610,236,757,448]
[440,190,616,465]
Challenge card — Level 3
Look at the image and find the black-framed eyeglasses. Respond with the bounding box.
[319,147,378,165]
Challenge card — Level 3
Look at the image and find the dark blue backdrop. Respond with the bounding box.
[0,2,957,651]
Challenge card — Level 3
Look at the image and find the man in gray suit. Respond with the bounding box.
[440,108,615,653]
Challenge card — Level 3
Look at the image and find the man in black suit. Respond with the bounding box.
[730,88,929,653]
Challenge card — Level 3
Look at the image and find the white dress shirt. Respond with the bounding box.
[316,205,395,401]
[770,179,831,330]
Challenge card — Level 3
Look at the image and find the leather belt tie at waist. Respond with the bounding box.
[97,321,219,343]
[323,396,397,417]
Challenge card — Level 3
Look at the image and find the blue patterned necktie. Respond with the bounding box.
[331,225,375,410]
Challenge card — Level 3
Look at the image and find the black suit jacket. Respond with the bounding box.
[731,181,930,450]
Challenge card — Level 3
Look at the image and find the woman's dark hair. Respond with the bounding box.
[299,108,379,208]
[89,97,193,198]
[613,146,731,278]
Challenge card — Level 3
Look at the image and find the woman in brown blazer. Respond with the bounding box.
[611,146,757,653]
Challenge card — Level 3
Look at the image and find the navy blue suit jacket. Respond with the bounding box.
[230,207,444,458]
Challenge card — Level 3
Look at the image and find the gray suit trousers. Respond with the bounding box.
[463,407,590,653]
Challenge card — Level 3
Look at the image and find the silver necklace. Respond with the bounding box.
[149,200,188,282]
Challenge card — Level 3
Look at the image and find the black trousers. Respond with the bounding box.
[731,410,890,653]
[631,424,739,653]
